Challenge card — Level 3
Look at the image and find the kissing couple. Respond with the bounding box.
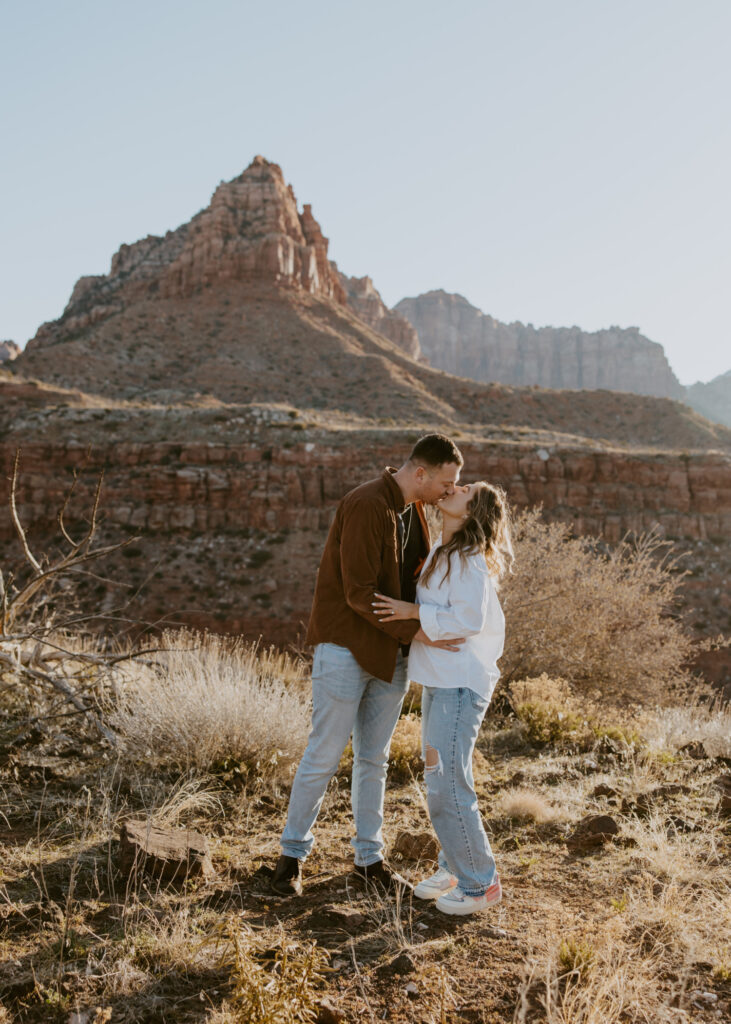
[271,434,513,916]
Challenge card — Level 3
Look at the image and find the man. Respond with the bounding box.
[271,434,465,897]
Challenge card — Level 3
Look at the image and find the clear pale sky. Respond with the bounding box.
[2,0,729,385]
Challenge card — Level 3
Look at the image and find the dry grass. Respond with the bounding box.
[639,702,731,758]
[502,513,694,704]
[110,629,311,779]
[497,787,561,823]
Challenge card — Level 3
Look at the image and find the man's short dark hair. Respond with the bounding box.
[409,433,464,469]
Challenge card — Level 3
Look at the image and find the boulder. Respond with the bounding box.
[118,820,214,884]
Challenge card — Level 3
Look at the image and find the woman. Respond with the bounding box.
[373,481,513,916]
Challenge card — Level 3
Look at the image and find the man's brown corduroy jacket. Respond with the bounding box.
[305,468,431,683]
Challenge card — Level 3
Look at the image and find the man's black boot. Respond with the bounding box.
[351,859,412,893]
[271,854,303,896]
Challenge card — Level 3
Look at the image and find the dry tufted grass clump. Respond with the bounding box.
[639,702,731,758]
[110,629,311,779]
[497,787,560,823]
[501,511,693,704]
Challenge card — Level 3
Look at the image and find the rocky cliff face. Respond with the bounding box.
[335,273,421,358]
[2,429,729,653]
[0,340,19,362]
[685,370,731,427]
[395,291,685,400]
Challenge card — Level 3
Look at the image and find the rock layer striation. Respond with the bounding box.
[396,291,685,399]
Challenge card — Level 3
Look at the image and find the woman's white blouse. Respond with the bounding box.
[408,542,505,699]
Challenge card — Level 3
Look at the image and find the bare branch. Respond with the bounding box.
[57,469,80,547]
[9,449,41,572]
[0,651,117,745]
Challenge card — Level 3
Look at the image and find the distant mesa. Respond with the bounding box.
[0,340,20,363]
[395,290,685,401]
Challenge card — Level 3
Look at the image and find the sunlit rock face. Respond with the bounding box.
[395,290,685,400]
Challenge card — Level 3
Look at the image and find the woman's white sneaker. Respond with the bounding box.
[434,878,502,916]
[413,867,458,900]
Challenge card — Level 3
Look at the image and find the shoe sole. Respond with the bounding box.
[413,879,458,900]
[270,883,302,897]
[435,884,502,916]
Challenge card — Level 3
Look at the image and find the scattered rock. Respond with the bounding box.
[566,814,619,853]
[480,925,508,940]
[594,735,624,757]
[377,952,415,976]
[392,830,439,863]
[678,741,708,760]
[308,905,367,933]
[591,783,620,799]
[691,990,718,1006]
[316,997,347,1024]
[404,981,419,998]
[117,820,214,884]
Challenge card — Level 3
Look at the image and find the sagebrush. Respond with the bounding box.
[110,629,311,778]
[501,511,693,703]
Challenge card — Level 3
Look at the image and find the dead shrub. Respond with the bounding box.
[110,630,311,780]
[501,512,693,704]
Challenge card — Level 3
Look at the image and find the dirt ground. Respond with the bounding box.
[1,703,730,1024]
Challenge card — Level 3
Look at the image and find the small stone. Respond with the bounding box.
[390,952,415,975]
[481,925,508,939]
[591,783,620,799]
[566,814,619,853]
[691,990,718,1006]
[404,981,419,998]
[316,997,347,1024]
[679,741,708,760]
[392,830,439,863]
[308,905,366,933]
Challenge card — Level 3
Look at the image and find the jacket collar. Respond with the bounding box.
[382,467,407,513]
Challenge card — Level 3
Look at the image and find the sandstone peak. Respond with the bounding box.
[336,272,422,359]
[31,157,347,349]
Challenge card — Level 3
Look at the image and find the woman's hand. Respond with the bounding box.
[372,592,420,621]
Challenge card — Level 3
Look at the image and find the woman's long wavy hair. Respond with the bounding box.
[420,482,514,588]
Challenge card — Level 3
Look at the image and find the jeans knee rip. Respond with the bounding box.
[424,745,443,777]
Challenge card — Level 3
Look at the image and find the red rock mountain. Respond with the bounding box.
[395,290,685,400]
[335,273,421,359]
[11,158,730,451]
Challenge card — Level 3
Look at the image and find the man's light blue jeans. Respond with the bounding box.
[421,685,497,896]
[280,642,408,867]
